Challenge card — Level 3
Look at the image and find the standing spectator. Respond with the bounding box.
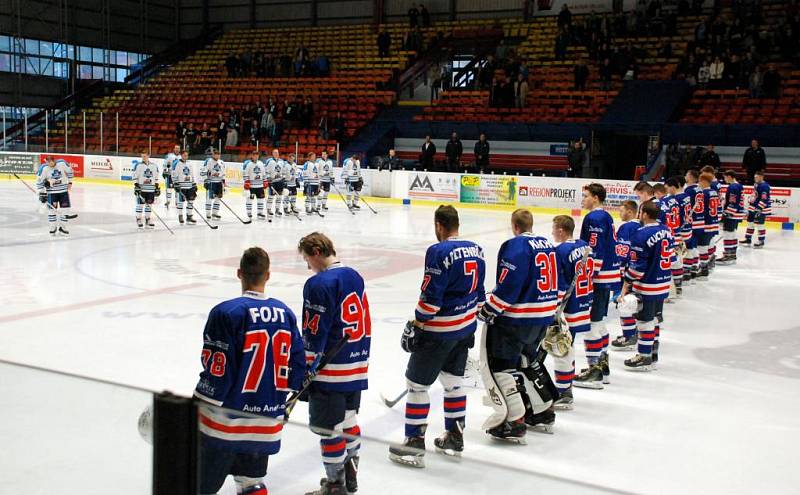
[301,97,314,128]
[699,144,721,170]
[474,133,490,172]
[175,120,186,145]
[284,99,297,128]
[558,4,573,30]
[574,58,590,90]
[567,140,586,178]
[267,97,277,118]
[445,132,463,172]
[199,123,212,153]
[698,60,711,88]
[501,77,515,108]
[253,101,265,125]
[378,30,391,58]
[420,4,430,28]
[262,111,276,142]
[228,107,241,133]
[332,112,347,144]
[742,139,767,184]
[496,40,508,61]
[762,64,782,99]
[226,124,239,148]
[421,135,436,169]
[555,28,570,61]
[430,65,442,101]
[709,56,724,88]
[600,58,613,91]
[408,4,420,28]
[749,65,763,98]
[215,114,227,151]
[185,123,198,153]
[724,54,742,89]
[514,74,529,108]
[318,111,329,140]
[249,119,261,147]
[490,78,503,108]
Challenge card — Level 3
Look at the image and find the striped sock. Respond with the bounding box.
[758,227,766,243]
[342,411,361,458]
[443,390,466,432]
[621,316,637,338]
[404,386,430,438]
[554,365,575,392]
[637,319,655,356]
[320,436,346,482]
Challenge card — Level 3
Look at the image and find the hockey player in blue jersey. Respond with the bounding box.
[194,247,305,495]
[743,169,771,249]
[200,149,226,221]
[36,156,74,236]
[719,170,746,264]
[390,205,486,467]
[574,183,620,389]
[550,214,594,410]
[684,169,703,281]
[477,210,559,442]
[655,182,685,298]
[298,232,371,495]
[132,152,160,229]
[618,201,674,371]
[163,144,181,208]
[696,172,720,280]
[611,201,641,350]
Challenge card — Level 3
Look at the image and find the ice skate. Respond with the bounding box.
[186,215,197,224]
[740,238,752,247]
[305,478,346,495]
[178,214,185,225]
[754,241,764,249]
[345,456,358,493]
[146,221,156,229]
[434,426,463,457]
[137,220,144,229]
[717,255,737,265]
[212,213,222,220]
[553,388,574,410]
[487,419,527,444]
[257,213,266,220]
[389,436,425,468]
[600,352,610,384]
[524,407,555,434]
[611,334,637,351]
[624,353,655,371]
[58,226,69,236]
[573,364,603,389]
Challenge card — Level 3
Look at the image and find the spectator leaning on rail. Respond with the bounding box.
[567,140,586,178]
[742,139,766,185]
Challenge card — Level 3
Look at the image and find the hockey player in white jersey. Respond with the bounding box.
[302,152,320,215]
[343,154,363,210]
[283,153,300,214]
[36,156,74,236]
[133,152,160,229]
[200,149,226,221]
[242,150,268,221]
[163,144,181,208]
[171,150,198,225]
[317,150,334,211]
[265,149,286,218]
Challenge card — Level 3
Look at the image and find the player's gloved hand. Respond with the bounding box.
[263,180,269,189]
[155,184,161,197]
[134,183,142,196]
[190,185,198,195]
[43,179,51,188]
[39,191,47,203]
[401,321,423,353]
[203,180,210,190]
[477,306,495,325]
[244,180,251,190]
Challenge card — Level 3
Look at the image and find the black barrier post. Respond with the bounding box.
[153,392,198,495]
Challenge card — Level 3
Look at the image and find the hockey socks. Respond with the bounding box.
[404,380,430,438]
[320,435,346,483]
[636,319,655,356]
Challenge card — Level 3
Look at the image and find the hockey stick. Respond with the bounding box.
[13,173,74,216]
[284,335,350,420]
[179,190,219,229]
[331,182,356,215]
[136,192,174,235]
[218,198,252,224]
[359,195,378,214]
[380,389,408,408]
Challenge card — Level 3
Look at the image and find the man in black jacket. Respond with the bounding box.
[566,140,586,178]
[474,133,490,172]
[421,135,436,169]
[742,139,767,184]
[445,132,462,172]
[382,148,401,171]
[377,30,391,58]
[698,144,721,170]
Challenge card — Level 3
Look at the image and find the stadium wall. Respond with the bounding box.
[3,151,798,227]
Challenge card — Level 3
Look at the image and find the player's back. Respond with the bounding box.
[751,181,772,214]
[555,239,593,328]
[195,295,305,454]
[628,224,673,301]
[615,220,640,266]
[417,238,486,339]
[303,264,371,392]
[702,188,720,232]
[661,195,683,237]
[580,208,620,287]
[725,183,746,219]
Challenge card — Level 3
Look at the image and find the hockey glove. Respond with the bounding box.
[477,306,495,325]
[401,321,424,353]
[134,183,142,196]
[43,179,51,188]
[203,180,210,190]
[244,180,251,190]
[39,191,47,203]
[154,184,161,197]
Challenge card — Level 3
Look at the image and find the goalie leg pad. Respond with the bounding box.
[493,371,527,422]
[517,362,556,415]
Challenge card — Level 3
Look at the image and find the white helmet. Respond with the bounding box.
[617,294,642,317]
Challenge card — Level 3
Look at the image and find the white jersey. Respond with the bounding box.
[242,159,266,188]
[201,157,226,184]
[265,157,286,182]
[163,152,179,177]
[284,161,299,185]
[317,158,333,183]
[343,157,362,183]
[36,161,73,194]
[303,160,320,185]
[133,160,160,192]
[171,159,196,189]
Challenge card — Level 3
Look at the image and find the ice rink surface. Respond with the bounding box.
[1,180,799,495]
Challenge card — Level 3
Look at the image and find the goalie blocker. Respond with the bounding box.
[478,209,560,443]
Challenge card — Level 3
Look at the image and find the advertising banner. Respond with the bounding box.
[0,152,37,174]
[84,155,121,180]
[743,185,795,222]
[460,174,517,206]
[549,144,569,156]
[40,154,84,178]
[517,176,640,210]
[407,172,460,201]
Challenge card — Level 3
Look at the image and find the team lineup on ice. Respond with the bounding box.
[1,154,799,495]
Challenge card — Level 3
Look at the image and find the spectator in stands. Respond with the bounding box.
[474,133,490,173]
[378,30,392,58]
[175,120,186,145]
[490,78,503,107]
[199,123,212,153]
[185,123,198,153]
[253,102,265,125]
[228,107,241,133]
[478,55,497,90]
[261,111,275,142]
[514,74,529,108]
[216,115,227,150]
[555,28,570,61]
[445,132,463,172]
[697,59,711,88]
[762,64,781,98]
[501,77,515,108]
[574,58,590,91]
[332,112,347,144]
[420,4,430,28]
[408,4,420,28]
[318,111,329,141]
[421,135,436,169]
[558,4,573,30]
[267,98,277,118]
[226,125,239,148]
[709,56,724,88]
[382,148,401,171]
[743,139,767,184]
[249,119,261,146]
[284,99,297,128]
[699,144,721,169]
[225,55,238,77]
[301,97,314,128]
[600,58,613,91]
[749,65,763,98]
[567,140,586,178]
[724,54,742,89]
